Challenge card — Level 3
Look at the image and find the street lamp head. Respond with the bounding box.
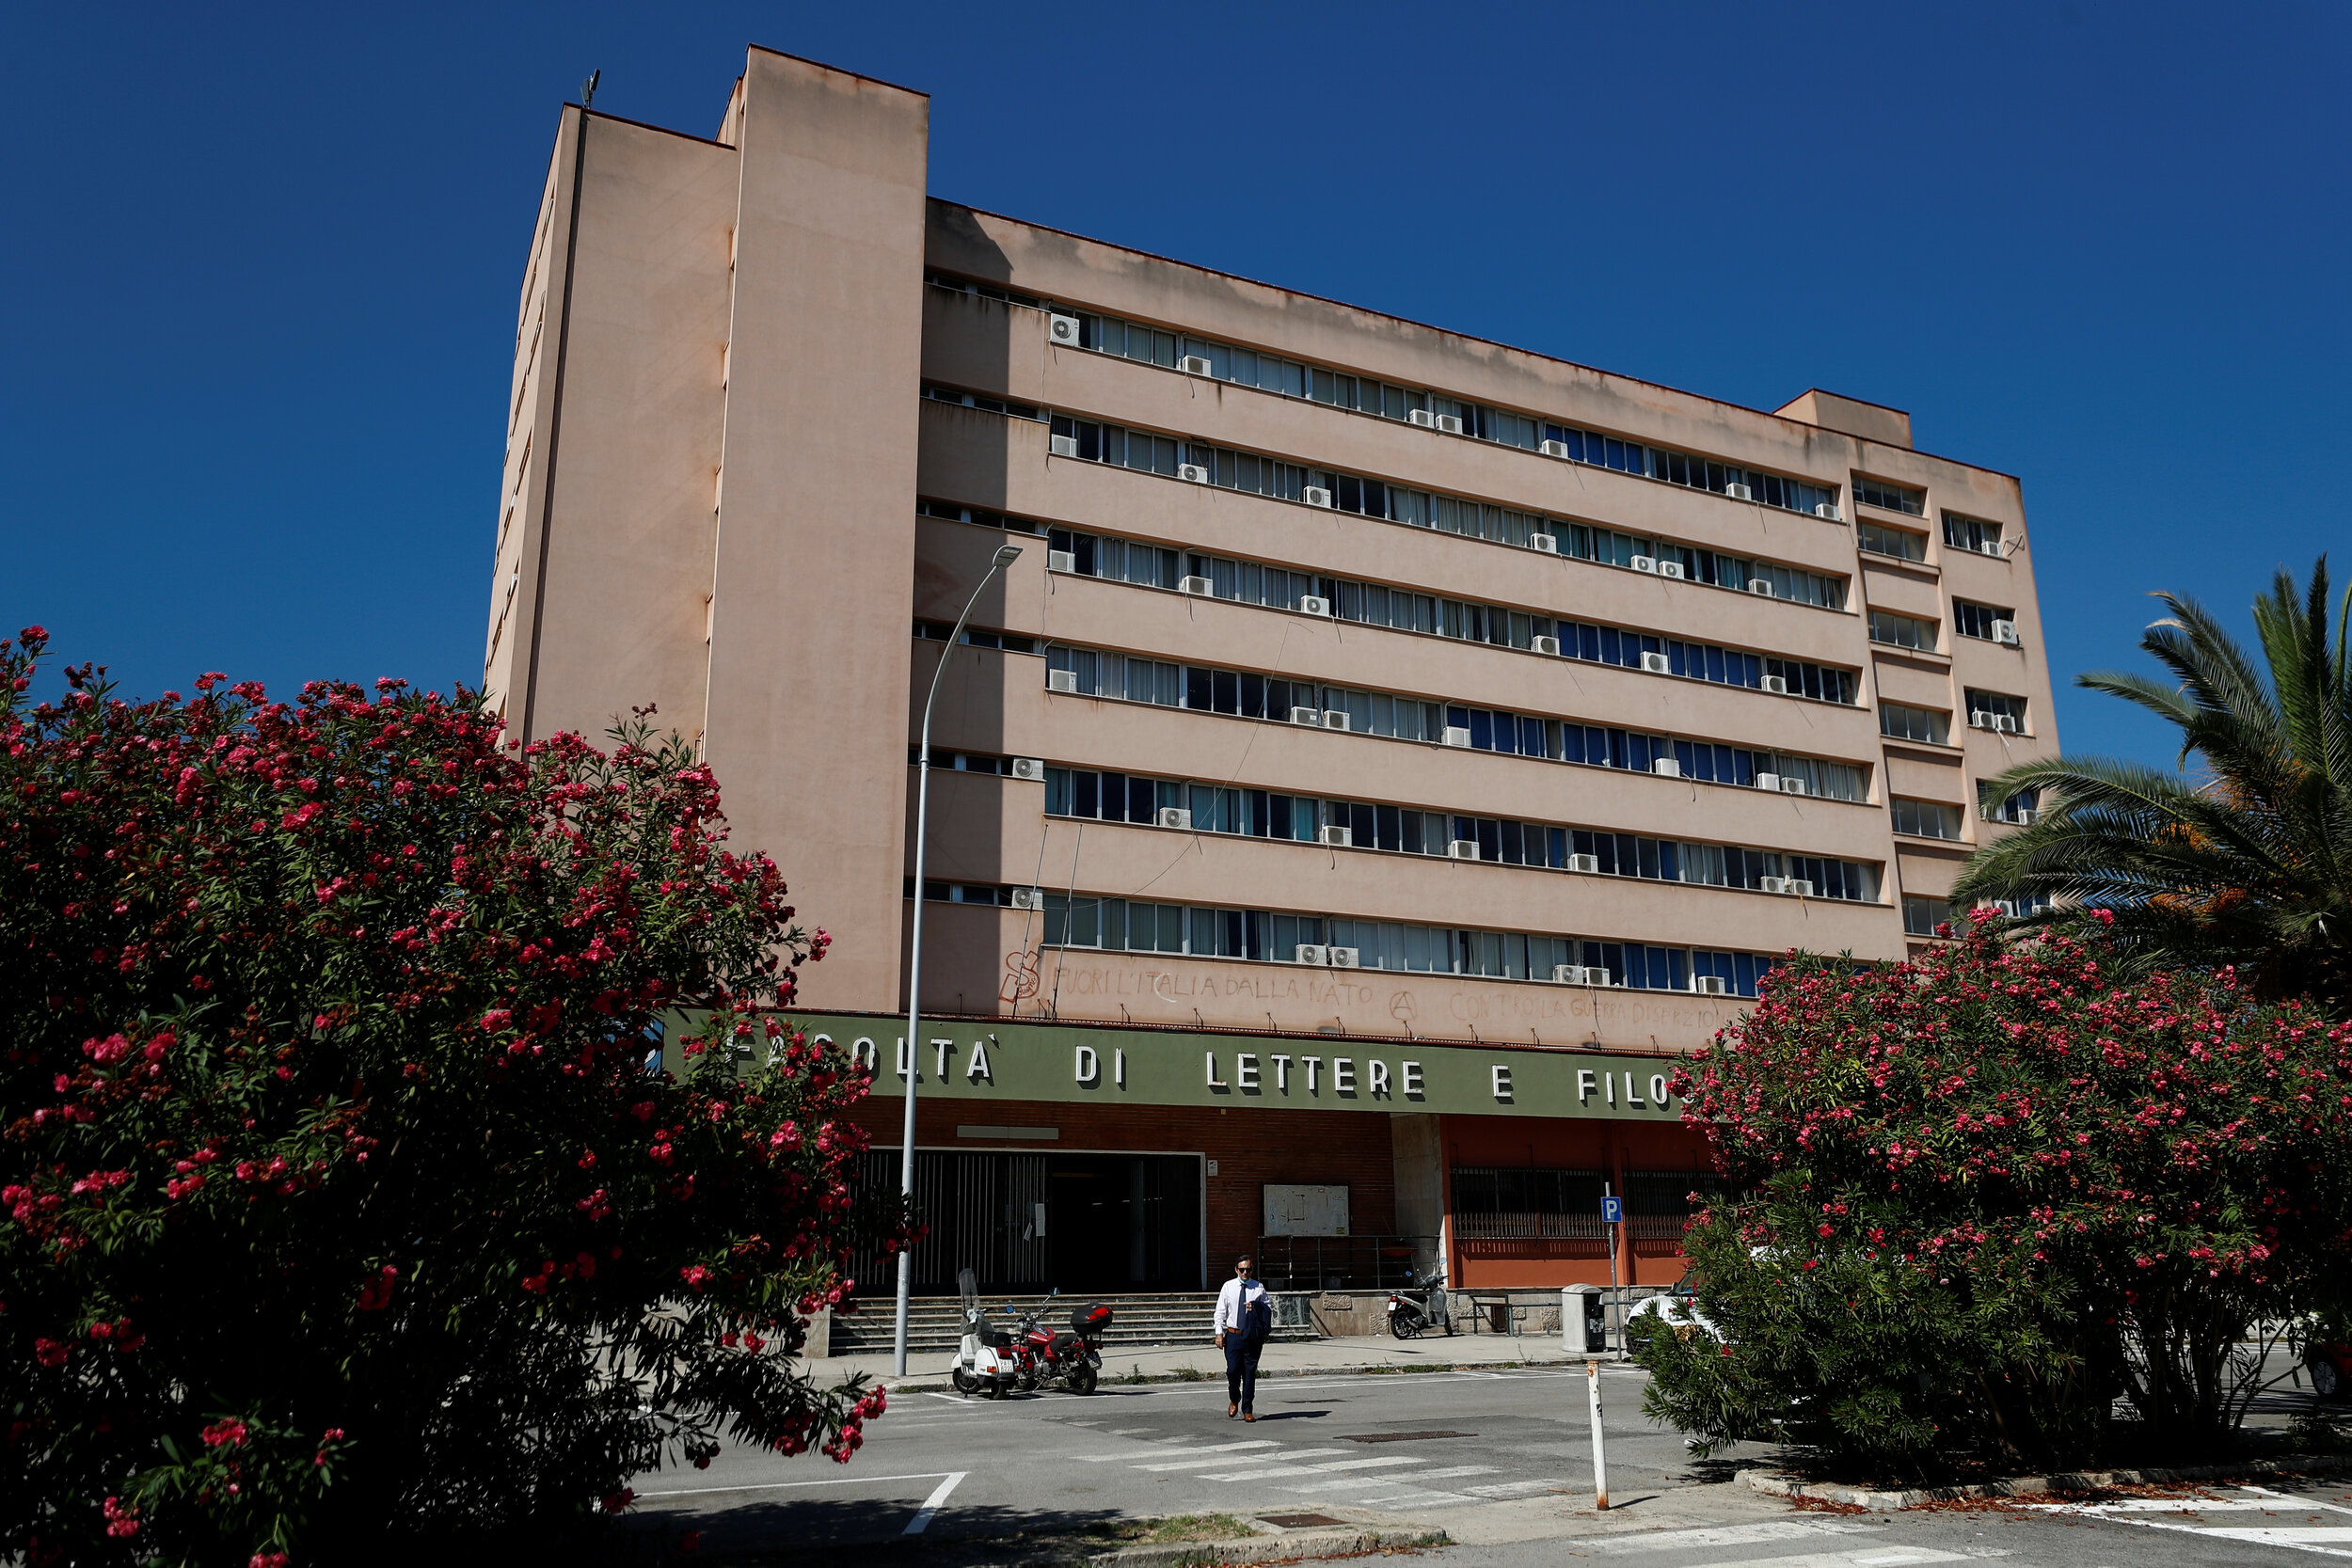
[992,544,1024,568]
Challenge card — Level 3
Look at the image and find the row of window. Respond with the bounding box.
[1033,891,1779,995]
[1856,512,2010,563]
[1041,766,1882,901]
[1041,643,1867,795]
[1040,411,1856,616]
[1903,891,2048,937]
[1039,299,1841,518]
[1878,689,2033,746]
[1453,1167,1724,1238]
[1867,601,2017,655]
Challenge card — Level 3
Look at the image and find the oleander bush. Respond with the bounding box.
[0,627,908,1565]
[1640,912,2352,1477]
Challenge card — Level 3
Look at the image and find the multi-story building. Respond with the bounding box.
[484,48,2058,1304]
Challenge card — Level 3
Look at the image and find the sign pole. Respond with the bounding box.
[1585,1357,1609,1510]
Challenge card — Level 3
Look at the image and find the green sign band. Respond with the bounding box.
[775,1014,1685,1121]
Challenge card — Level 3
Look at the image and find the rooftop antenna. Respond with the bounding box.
[580,69,600,108]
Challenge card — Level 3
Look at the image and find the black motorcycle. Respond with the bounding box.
[1387,1269,1454,1338]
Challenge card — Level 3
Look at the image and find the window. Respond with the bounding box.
[1452,1168,1607,1239]
[1856,520,1927,562]
[1943,513,2004,556]
[917,498,1045,534]
[1903,895,1953,937]
[922,383,1041,420]
[913,621,1036,654]
[1952,601,2015,642]
[1965,690,2027,732]
[1854,477,1925,515]
[1867,610,1937,652]
[1890,798,1964,841]
[1979,782,2040,824]
[1880,703,1950,746]
[925,270,1041,309]
[1625,1171,1724,1239]
[1995,894,2052,918]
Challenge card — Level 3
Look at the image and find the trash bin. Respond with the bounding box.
[1564,1286,1607,1354]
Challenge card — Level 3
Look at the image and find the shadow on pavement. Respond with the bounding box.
[629,1495,1130,1560]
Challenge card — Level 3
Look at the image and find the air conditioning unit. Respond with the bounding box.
[1047,549,1076,573]
[1762,674,1789,694]
[1297,594,1332,617]
[1786,879,1816,898]
[1631,555,1658,574]
[1047,313,1082,346]
[1759,876,1788,895]
[1530,533,1559,554]
[1317,824,1351,847]
[1724,483,1754,501]
[1328,947,1360,969]
[1815,502,1842,521]
[1434,414,1464,435]
[1408,408,1436,428]
[1157,806,1192,831]
[1294,944,1328,966]
[1653,757,1681,778]
[1179,575,1213,595]
[1441,725,1473,748]
[1582,967,1613,988]
[1641,651,1672,674]
[1749,578,1774,596]
[1009,757,1046,782]
[1009,886,1046,910]
[1779,776,1809,796]
[1551,964,1585,984]
[1180,355,1213,376]
[1567,853,1600,874]
[1322,710,1351,731]
[2012,807,2039,825]
[1531,634,1560,656]
[1289,706,1322,725]
[1447,839,1480,861]
[1995,714,2019,733]
[1177,463,1211,484]
[1993,620,2020,645]
[1753,771,1781,792]
[1302,485,1333,508]
[1540,438,1571,459]
[1050,434,1079,458]
[1693,975,1730,996]
[1047,669,1079,693]
[1658,560,1686,580]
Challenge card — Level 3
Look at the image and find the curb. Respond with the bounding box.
[878,1358,1578,1394]
[1070,1525,1449,1567]
[1742,1449,2352,1510]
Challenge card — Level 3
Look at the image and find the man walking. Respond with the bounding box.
[1214,1256,1272,1420]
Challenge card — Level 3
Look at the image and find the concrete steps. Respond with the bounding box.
[828,1291,1320,1355]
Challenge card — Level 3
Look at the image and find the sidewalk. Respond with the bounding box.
[805,1330,1584,1392]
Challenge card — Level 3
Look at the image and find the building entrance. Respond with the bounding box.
[852,1149,1200,1295]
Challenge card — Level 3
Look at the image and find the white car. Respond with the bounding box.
[1624,1290,1718,1352]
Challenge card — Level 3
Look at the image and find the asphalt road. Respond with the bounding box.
[630,1362,1679,1552]
[628,1365,2352,1567]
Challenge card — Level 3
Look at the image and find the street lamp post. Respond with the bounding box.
[895,542,1023,1376]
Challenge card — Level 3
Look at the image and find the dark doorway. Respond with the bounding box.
[851,1149,1200,1294]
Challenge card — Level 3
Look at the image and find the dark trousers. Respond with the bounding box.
[1224,1333,1267,1412]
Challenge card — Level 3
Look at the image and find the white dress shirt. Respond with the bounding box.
[1214,1275,1269,1336]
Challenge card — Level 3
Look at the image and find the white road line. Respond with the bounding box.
[1357,1490,1485,1508]
[1134,1445,1298,1472]
[1391,1465,1499,1481]
[638,1470,957,1500]
[919,1392,969,1405]
[1671,1552,1973,1568]
[1086,1439,1278,1465]
[901,1470,967,1535]
[1587,1519,1882,1552]
[1202,1456,1428,1482]
[1105,1428,1155,1434]
[1463,1479,1563,1498]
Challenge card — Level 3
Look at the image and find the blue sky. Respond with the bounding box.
[4,2,2344,769]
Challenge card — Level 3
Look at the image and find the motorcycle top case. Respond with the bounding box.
[1072,1302,1114,1333]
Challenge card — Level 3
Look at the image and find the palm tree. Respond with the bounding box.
[1954,557,2352,1008]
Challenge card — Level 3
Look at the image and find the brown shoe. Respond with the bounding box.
[1243,1413,1256,1422]
[1227,1403,1238,1418]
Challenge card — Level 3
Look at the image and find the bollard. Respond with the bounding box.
[1585,1356,1608,1510]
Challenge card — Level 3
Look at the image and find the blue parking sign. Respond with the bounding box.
[1600,1196,1622,1224]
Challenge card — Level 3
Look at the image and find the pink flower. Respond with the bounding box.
[602,1489,636,1514]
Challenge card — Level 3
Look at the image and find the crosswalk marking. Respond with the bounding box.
[2031,1484,2352,1559]
[1464,1479,1563,1498]
[1133,1445,1300,1472]
[1661,1552,1971,1568]
[1078,1438,1274,1464]
[1587,1519,1881,1552]
[1207,1456,1430,1483]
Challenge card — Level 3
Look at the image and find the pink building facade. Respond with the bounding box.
[484,48,2058,1298]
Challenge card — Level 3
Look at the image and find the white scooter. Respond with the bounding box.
[947,1268,1020,1399]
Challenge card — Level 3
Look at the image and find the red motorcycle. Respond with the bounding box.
[1011,1289,1111,1395]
